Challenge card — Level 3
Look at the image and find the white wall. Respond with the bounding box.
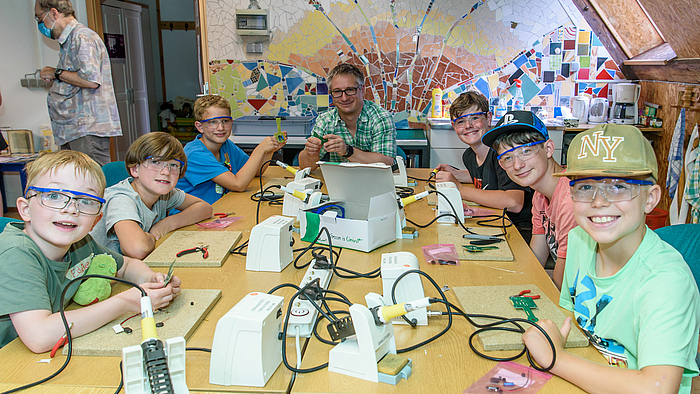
[0,0,87,208]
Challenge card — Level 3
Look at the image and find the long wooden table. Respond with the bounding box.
[0,167,604,393]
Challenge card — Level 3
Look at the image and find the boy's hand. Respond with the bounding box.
[260,135,285,153]
[151,272,181,298]
[436,170,460,184]
[322,134,348,155]
[522,317,571,371]
[304,136,322,156]
[148,221,170,241]
[435,165,471,183]
[140,282,174,310]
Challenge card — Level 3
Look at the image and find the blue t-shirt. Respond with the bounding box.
[177,135,249,205]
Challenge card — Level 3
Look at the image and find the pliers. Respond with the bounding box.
[214,212,234,218]
[177,245,209,259]
[512,289,540,300]
[50,322,73,358]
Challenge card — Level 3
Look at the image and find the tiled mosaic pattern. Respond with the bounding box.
[207,0,624,124]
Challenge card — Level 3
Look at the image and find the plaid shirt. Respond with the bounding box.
[47,20,122,145]
[312,100,396,163]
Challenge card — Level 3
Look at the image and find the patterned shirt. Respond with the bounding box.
[312,100,396,163]
[48,19,122,145]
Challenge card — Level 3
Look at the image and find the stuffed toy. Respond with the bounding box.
[73,254,117,306]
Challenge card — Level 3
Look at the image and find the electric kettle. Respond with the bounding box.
[588,98,609,123]
[572,96,590,124]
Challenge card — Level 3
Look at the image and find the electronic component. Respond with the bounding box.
[246,215,294,272]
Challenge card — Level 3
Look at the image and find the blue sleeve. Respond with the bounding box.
[182,141,231,187]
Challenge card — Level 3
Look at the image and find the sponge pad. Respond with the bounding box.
[377,353,409,376]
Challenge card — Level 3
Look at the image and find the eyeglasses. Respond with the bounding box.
[497,140,545,168]
[452,112,487,129]
[198,116,233,129]
[570,177,653,203]
[142,156,185,175]
[330,86,361,98]
[35,10,48,23]
[26,186,105,215]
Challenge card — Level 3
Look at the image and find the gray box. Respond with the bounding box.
[232,116,315,137]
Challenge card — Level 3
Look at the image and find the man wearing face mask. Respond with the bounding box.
[34,0,121,166]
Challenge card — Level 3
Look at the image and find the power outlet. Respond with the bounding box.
[286,261,333,337]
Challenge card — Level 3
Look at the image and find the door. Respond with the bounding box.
[101,2,150,161]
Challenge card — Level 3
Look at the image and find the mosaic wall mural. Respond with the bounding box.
[207,0,625,126]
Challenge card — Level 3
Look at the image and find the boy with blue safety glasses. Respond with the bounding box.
[434,92,533,243]
[522,124,700,394]
[91,132,212,259]
[0,151,181,352]
[483,110,578,289]
[177,95,286,204]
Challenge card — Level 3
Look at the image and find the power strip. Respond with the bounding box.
[286,261,333,337]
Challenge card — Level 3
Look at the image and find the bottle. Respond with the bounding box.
[513,79,524,111]
[442,98,451,119]
[495,92,507,120]
[431,85,443,118]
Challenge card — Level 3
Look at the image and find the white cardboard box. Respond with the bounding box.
[299,162,397,252]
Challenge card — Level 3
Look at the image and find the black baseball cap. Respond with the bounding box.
[482,110,549,148]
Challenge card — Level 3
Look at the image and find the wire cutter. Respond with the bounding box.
[214,212,234,218]
[512,289,540,300]
[177,245,209,259]
[50,322,73,358]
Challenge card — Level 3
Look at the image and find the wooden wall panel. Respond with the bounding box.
[639,81,699,217]
[589,0,664,57]
[637,0,700,58]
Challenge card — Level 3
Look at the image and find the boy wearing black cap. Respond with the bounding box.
[482,110,578,288]
[435,92,533,242]
[521,124,699,393]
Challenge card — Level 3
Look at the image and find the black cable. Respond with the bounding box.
[186,347,212,353]
[229,239,248,256]
[431,298,556,372]
[395,186,414,199]
[1,275,145,394]
[255,159,277,224]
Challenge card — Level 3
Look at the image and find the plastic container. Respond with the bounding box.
[442,98,451,119]
[232,116,315,137]
[495,93,508,120]
[432,86,443,118]
[645,208,668,230]
[513,79,524,111]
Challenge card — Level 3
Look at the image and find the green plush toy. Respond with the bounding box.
[73,254,117,306]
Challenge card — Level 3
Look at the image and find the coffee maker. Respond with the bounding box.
[611,83,640,125]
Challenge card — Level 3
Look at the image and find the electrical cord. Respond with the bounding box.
[255,159,277,224]
[395,186,414,199]
[229,239,248,256]
[1,275,146,394]
[430,298,556,372]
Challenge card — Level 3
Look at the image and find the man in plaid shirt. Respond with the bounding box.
[298,63,396,171]
[35,0,122,166]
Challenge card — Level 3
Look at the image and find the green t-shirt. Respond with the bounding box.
[0,223,124,348]
[561,226,700,391]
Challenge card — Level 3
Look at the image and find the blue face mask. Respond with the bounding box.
[38,20,55,39]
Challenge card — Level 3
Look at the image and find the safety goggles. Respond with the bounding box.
[25,186,105,215]
[497,140,545,168]
[142,156,185,175]
[198,116,233,129]
[452,112,487,129]
[569,177,653,203]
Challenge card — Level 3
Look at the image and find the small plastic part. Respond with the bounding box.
[327,316,355,341]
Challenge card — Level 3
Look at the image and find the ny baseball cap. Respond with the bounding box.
[553,124,658,180]
[482,110,549,148]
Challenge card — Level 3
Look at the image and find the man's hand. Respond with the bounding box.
[304,136,323,156]
[322,134,348,155]
[522,317,571,371]
[40,66,57,82]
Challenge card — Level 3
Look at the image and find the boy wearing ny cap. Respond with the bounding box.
[521,124,700,394]
[483,110,578,288]
[435,92,533,242]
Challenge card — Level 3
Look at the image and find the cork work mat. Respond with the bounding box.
[437,225,513,261]
[453,284,588,351]
[65,289,221,356]
[144,231,241,267]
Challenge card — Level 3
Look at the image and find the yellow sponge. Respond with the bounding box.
[377,353,409,376]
